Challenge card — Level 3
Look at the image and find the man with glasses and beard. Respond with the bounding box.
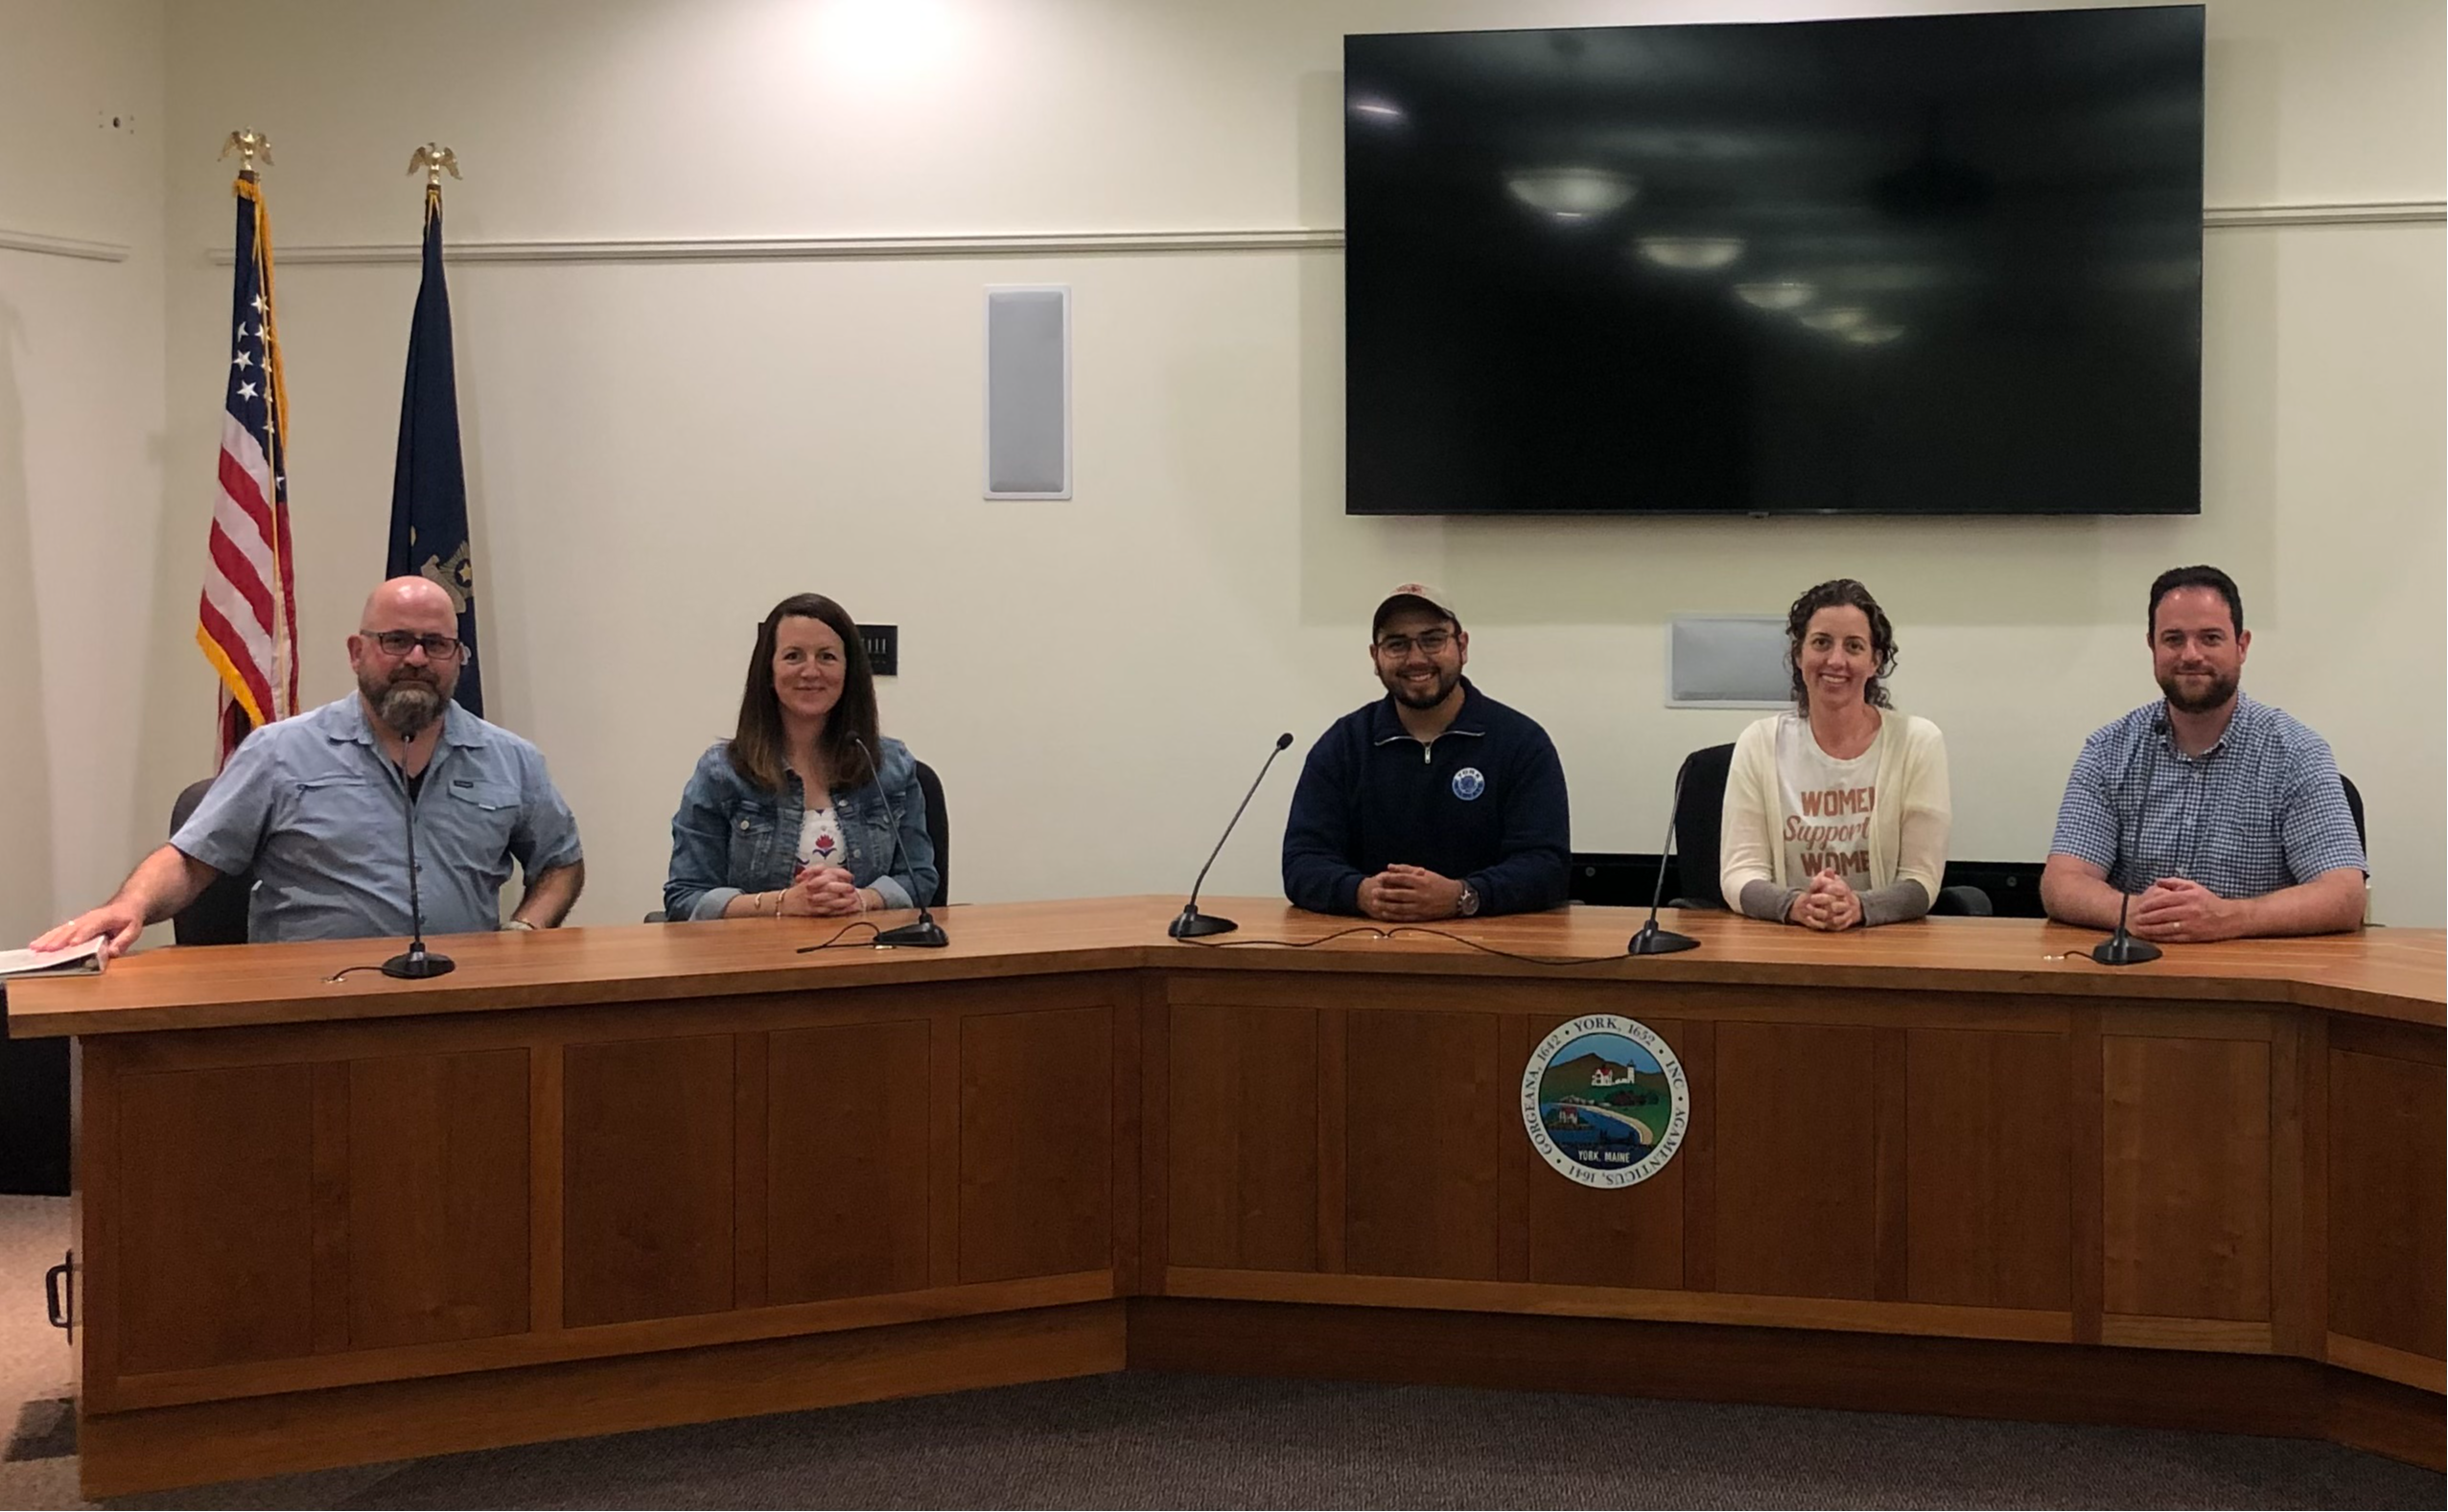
[2040,565,2366,943]
[1282,584,1570,921]
[33,577,584,956]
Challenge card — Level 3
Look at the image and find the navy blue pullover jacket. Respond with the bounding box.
[1281,677,1571,917]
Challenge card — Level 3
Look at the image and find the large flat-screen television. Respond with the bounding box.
[1343,7,2204,517]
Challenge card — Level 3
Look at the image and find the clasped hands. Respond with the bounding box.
[776,864,868,918]
[1786,870,1865,932]
[1357,864,1464,923]
[2124,875,2240,943]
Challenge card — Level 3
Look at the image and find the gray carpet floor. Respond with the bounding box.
[82,1371,2448,1510]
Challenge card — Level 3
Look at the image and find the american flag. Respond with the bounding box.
[197,172,300,766]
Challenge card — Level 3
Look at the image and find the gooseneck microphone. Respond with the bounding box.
[851,734,948,948]
[1171,733,1296,940]
[381,740,455,980]
[1628,754,1702,956]
[2091,715,2166,967]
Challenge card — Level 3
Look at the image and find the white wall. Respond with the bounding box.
[35,0,2441,939]
[0,0,166,947]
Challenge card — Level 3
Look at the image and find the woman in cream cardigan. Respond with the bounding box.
[1720,579,1951,930]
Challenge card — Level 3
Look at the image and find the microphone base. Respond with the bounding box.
[2089,932,2163,966]
[1168,908,1238,940]
[380,947,456,980]
[874,917,949,949]
[1626,921,1701,956]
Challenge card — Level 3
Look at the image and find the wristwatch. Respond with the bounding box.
[1456,882,1480,918]
[503,919,538,932]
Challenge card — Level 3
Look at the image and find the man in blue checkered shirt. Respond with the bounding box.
[2040,566,2366,943]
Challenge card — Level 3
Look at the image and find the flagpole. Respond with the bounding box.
[245,146,299,725]
[215,129,267,767]
[200,128,300,767]
[408,144,459,268]
[390,143,483,716]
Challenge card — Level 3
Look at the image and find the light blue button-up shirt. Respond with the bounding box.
[172,695,583,943]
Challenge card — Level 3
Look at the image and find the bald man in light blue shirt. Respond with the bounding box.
[34,577,585,955]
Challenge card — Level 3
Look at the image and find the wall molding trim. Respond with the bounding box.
[2203,199,2447,228]
[214,227,1344,267]
[208,201,2445,267]
[0,227,132,263]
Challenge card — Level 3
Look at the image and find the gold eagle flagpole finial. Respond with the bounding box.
[219,129,273,177]
[408,143,460,190]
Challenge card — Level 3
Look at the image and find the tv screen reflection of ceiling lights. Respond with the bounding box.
[1343,7,2205,517]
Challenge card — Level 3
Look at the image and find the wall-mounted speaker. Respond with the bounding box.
[1667,616,1790,708]
[985,286,1070,500]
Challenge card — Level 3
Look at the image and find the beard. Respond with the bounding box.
[2157,666,2239,715]
[1382,665,1461,711]
[363,672,446,736]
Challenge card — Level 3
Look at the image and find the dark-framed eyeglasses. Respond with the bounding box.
[361,629,469,663]
[1374,629,1454,659]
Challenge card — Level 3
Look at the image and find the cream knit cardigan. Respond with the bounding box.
[1718,708,1953,904]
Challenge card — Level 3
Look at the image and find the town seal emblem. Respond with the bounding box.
[1521,1014,1689,1187]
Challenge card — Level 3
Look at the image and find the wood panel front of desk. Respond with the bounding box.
[43,917,2446,1494]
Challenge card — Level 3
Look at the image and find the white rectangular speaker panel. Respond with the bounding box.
[1667,616,1791,708]
[984,286,1071,499]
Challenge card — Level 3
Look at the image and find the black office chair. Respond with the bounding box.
[169,778,251,945]
[648,758,948,920]
[1664,740,1990,917]
[1665,743,1737,910]
[913,758,949,908]
[1936,878,1993,917]
[2340,772,2366,853]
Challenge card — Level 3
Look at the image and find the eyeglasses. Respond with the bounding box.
[361,630,469,663]
[1374,629,1455,659]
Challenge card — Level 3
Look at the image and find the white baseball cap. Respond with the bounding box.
[1372,582,1461,637]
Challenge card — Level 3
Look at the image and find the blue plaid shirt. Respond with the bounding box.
[2048,693,2366,897]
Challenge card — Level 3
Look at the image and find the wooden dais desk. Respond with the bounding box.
[11,898,2442,1495]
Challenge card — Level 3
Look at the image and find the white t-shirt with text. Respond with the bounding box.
[1775,713,1881,896]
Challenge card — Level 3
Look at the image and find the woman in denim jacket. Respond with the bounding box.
[664,593,938,921]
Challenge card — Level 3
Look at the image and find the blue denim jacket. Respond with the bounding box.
[664,737,938,921]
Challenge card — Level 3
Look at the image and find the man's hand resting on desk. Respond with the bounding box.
[31,901,148,960]
[29,845,220,960]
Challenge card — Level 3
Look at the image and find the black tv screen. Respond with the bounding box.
[1343,7,2204,517]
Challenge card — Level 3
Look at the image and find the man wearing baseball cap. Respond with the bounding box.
[1281,583,1571,920]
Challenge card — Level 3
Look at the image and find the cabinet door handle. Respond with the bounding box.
[42,1253,70,1332]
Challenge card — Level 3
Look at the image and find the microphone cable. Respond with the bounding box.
[1174,924,1639,968]
[796,919,886,953]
